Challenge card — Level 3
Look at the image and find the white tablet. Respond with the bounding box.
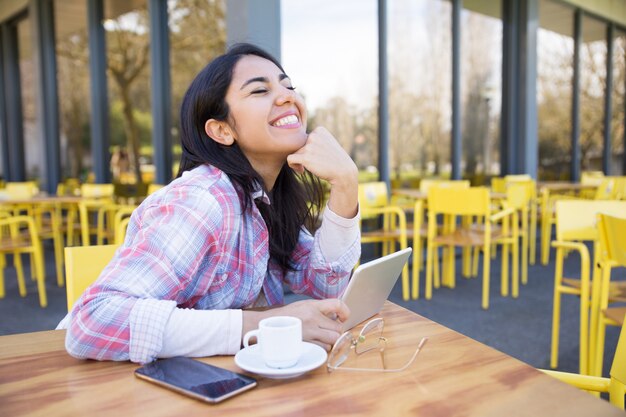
[340,248,412,330]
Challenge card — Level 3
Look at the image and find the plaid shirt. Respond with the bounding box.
[65,164,360,362]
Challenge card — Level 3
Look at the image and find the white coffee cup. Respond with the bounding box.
[243,316,302,369]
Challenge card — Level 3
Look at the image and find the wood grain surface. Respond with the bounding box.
[0,302,622,417]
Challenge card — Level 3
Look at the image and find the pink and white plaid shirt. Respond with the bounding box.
[64,164,360,362]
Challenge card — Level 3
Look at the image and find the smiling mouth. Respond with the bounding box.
[271,114,299,127]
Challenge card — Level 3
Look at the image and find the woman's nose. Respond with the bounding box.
[275,87,296,105]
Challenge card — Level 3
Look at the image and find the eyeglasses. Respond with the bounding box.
[327,318,428,373]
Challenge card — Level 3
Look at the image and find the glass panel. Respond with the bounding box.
[537,0,574,181]
[388,0,451,186]
[168,0,226,176]
[17,17,39,181]
[461,3,502,183]
[611,30,625,174]
[580,15,606,173]
[55,1,92,182]
[105,0,151,184]
[281,0,378,181]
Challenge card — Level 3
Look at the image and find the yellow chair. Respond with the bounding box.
[113,206,135,244]
[491,177,506,193]
[593,177,618,200]
[5,181,39,199]
[147,183,165,195]
[358,182,409,300]
[95,204,136,245]
[424,187,516,309]
[0,215,46,307]
[409,180,470,300]
[500,182,533,286]
[549,200,626,375]
[590,213,626,377]
[542,317,626,410]
[80,183,114,199]
[504,176,538,265]
[31,203,64,286]
[65,244,119,312]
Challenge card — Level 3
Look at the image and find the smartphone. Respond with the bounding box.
[134,356,257,404]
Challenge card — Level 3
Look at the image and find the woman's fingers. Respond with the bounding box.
[276,299,350,349]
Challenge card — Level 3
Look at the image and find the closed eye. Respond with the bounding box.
[250,88,268,94]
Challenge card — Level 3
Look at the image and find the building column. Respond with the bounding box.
[2,21,25,181]
[571,9,582,182]
[603,23,614,175]
[87,0,110,184]
[377,0,390,187]
[500,0,538,178]
[0,26,9,180]
[517,0,538,178]
[226,0,281,61]
[148,0,172,185]
[31,0,61,194]
[451,0,462,180]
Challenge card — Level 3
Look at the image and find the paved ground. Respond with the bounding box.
[0,239,620,376]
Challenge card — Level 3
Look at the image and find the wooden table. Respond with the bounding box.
[393,188,507,200]
[538,182,599,193]
[0,302,622,417]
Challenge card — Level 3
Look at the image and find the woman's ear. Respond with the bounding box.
[204,119,235,146]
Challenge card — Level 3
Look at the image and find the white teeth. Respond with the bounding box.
[272,115,298,127]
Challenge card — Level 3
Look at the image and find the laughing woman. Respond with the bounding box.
[63,43,361,363]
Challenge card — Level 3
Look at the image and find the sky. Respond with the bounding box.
[281,0,379,112]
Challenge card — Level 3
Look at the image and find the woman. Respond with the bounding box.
[64,43,361,363]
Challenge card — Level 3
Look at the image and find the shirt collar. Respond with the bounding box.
[251,182,271,205]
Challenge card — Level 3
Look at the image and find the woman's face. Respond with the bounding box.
[224,54,308,170]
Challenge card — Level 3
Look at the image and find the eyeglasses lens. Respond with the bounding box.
[355,319,384,354]
[328,332,352,368]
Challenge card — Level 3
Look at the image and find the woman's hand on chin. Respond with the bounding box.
[286,127,358,218]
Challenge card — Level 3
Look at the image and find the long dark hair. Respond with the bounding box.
[177,43,324,272]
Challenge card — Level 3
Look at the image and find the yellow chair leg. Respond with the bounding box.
[53,232,64,287]
[14,253,27,297]
[511,238,519,299]
[34,247,47,308]
[482,244,490,310]
[550,248,564,369]
[529,204,537,265]
[425,241,433,300]
[501,242,509,297]
[0,256,4,298]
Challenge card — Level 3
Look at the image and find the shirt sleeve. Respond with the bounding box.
[65,188,226,363]
[318,203,361,262]
[159,308,242,357]
[281,204,361,300]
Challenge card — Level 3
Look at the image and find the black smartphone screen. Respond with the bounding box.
[135,356,257,403]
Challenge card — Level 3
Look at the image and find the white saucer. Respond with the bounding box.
[234,342,327,379]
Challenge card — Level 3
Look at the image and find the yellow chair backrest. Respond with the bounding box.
[504,174,532,183]
[147,183,165,195]
[5,181,39,199]
[597,213,626,268]
[581,170,605,186]
[419,179,470,195]
[555,200,626,242]
[491,177,506,193]
[594,177,618,200]
[428,186,490,216]
[504,182,533,210]
[114,206,135,244]
[65,244,119,312]
[358,182,389,209]
[80,183,114,199]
